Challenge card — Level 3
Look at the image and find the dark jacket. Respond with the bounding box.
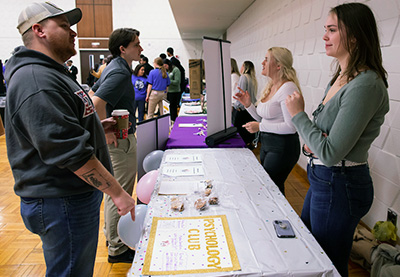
[143,63,154,77]
[68,65,78,80]
[4,46,111,198]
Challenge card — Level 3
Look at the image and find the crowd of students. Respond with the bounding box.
[88,48,186,124]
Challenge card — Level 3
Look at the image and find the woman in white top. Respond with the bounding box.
[234,47,301,195]
[231,58,240,105]
[232,61,258,147]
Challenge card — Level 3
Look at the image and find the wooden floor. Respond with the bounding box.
[0,135,369,276]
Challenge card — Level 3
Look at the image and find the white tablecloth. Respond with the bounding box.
[128,148,339,276]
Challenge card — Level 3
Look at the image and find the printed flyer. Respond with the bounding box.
[164,154,202,163]
[142,215,240,275]
[162,165,204,177]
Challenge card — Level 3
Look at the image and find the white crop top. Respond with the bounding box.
[246,81,298,134]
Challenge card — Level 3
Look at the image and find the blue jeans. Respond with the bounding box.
[134,99,146,122]
[301,163,373,277]
[20,190,103,277]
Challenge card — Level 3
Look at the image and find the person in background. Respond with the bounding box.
[5,2,135,275]
[167,47,186,95]
[0,59,6,96]
[139,55,153,115]
[232,60,257,148]
[159,53,167,60]
[162,59,172,103]
[163,58,173,77]
[140,55,154,77]
[285,3,389,276]
[234,48,301,195]
[86,62,99,87]
[164,58,181,123]
[90,54,112,79]
[146,57,170,119]
[166,47,178,61]
[230,58,240,113]
[132,63,147,122]
[66,59,78,80]
[91,28,143,264]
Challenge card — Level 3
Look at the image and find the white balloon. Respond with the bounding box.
[143,150,164,172]
[117,204,148,248]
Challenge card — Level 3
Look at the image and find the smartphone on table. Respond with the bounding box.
[273,220,296,238]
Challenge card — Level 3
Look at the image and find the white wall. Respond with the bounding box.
[113,0,202,75]
[227,0,400,236]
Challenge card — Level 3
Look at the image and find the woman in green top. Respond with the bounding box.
[164,58,181,122]
[285,3,389,276]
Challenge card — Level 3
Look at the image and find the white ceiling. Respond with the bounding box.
[168,0,255,39]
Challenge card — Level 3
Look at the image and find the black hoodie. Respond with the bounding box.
[5,46,112,198]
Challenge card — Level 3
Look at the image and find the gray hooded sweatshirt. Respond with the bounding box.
[5,46,111,198]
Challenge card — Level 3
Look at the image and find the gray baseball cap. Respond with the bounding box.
[17,2,82,35]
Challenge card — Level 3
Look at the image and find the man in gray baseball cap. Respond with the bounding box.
[4,2,136,276]
[16,1,83,63]
[17,1,82,35]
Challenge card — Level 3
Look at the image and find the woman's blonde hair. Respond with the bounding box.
[262,47,302,98]
[154,57,168,78]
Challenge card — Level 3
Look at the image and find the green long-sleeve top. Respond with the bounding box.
[292,70,389,167]
[168,66,181,93]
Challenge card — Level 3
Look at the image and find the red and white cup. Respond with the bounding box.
[111,109,129,139]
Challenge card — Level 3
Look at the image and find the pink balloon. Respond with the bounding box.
[136,170,158,204]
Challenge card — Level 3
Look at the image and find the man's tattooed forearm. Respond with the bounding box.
[82,169,112,189]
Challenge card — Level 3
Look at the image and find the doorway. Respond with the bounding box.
[80,50,110,86]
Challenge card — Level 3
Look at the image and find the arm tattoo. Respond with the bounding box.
[82,169,112,190]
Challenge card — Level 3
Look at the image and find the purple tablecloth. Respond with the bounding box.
[166,115,246,149]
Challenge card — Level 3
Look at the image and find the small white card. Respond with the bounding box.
[162,165,204,177]
[164,154,202,163]
[158,180,202,195]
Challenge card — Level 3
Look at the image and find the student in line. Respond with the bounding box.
[146,57,170,119]
[132,63,148,122]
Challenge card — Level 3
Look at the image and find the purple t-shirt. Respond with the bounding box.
[131,75,147,101]
[147,68,170,91]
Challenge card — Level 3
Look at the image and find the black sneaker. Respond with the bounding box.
[108,248,135,263]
